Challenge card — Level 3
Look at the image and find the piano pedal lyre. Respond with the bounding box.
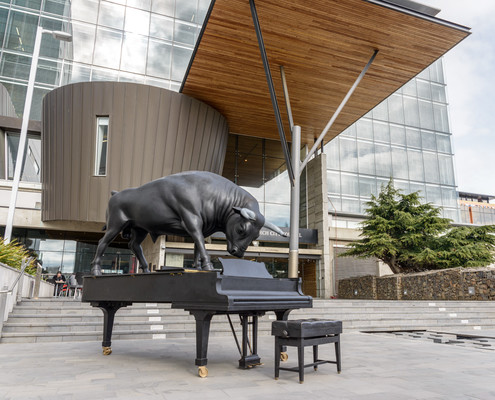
[102,346,112,356]
[198,366,208,378]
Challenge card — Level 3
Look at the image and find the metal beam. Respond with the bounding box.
[249,0,294,185]
[280,66,294,132]
[300,49,379,173]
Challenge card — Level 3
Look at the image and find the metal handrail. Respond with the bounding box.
[0,257,33,294]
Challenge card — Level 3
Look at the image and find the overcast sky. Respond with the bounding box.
[421,1,495,196]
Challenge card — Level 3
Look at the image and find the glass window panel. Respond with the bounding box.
[95,117,109,176]
[147,39,172,78]
[38,250,63,271]
[265,169,289,204]
[170,81,181,92]
[324,138,339,170]
[93,28,122,69]
[65,63,91,84]
[0,52,31,81]
[127,0,151,10]
[39,239,64,252]
[43,0,70,17]
[403,97,420,128]
[429,59,444,83]
[5,11,38,53]
[171,45,192,82]
[425,185,442,207]
[175,0,198,23]
[372,99,388,121]
[359,176,376,199]
[264,138,284,159]
[30,87,49,120]
[340,138,358,171]
[441,187,458,208]
[416,80,431,100]
[390,124,406,146]
[417,67,430,81]
[327,171,340,195]
[150,13,173,40]
[418,99,435,130]
[431,83,446,103]
[264,203,290,228]
[151,0,175,17]
[388,94,404,124]
[391,147,408,180]
[374,144,391,178]
[1,82,26,117]
[174,20,197,45]
[39,17,67,59]
[407,149,424,181]
[421,130,436,151]
[12,0,42,10]
[433,104,449,133]
[92,67,119,81]
[402,79,416,97]
[373,121,389,142]
[121,33,148,74]
[357,141,374,175]
[6,133,41,181]
[341,174,359,196]
[356,118,373,140]
[340,124,356,138]
[423,152,439,184]
[98,1,125,30]
[70,0,99,24]
[443,208,459,223]
[438,154,455,185]
[394,180,409,194]
[406,127,421,148]
[70,22,96,63]
[144,76,170,88]
[125,7,150,36]
[64,240,77,252]
[36,58,62,85]
[119,71,145,83]
[0,7,8,45]
[341,197,360,214]
[436,134,451,154]
[198,0,210,23]
[410,182,425,198]
[328,195,341,212]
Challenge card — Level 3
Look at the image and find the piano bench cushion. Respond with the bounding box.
[271,319,342,338]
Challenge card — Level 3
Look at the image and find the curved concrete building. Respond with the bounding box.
[42,82,229,223]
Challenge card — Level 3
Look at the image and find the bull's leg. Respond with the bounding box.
[91,227,122,275]
[128,228,150,273]
[181,214,213,271]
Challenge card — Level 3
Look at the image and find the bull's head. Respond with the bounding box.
[226,207,288,258]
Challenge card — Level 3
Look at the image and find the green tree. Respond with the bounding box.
[340,180,495,274]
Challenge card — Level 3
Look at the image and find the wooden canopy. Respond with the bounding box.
[181,0,470,146]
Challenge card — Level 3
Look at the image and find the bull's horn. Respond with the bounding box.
[264,221,289,237]
[234,207,257,221]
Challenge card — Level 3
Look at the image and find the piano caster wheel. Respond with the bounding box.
[198,366,208,378]
[102,346,112,356]
[280,352,288,362]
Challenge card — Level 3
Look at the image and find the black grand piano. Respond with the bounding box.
[82,258,312,377]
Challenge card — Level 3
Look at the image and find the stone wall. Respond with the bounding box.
[338,267,495,300]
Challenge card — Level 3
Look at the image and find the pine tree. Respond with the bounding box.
[340,180,495,274]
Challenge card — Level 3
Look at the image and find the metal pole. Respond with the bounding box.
[300,49,378,172]
[288,125,301,279]
[280,66,294,131]
[4,26,44,243]
[249,0,294,185]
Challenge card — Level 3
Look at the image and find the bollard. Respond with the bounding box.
[33,263,42,299]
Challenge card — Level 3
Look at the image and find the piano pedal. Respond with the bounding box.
[198,366,208,378]
[102,346,112,356]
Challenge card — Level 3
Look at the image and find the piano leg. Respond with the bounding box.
[238,313,263,369]
[190,310,214,377]
[94,301,130,355]
[275,310,291,361]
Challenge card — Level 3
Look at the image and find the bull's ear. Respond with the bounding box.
[233,207,256,221]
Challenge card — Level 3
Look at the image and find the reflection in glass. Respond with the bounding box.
[421,130,436,151]
[6,133,41,182]
[175,0,198,23]
[391,147,408,180]
[388,94,404,124]
[403,97,419,128]
[151,0,175,17]
[438,154,455,185]
[171,45,193,82]
[442,187,458,208]
[324,138,339,170]
[150,13,174,40]
[125,7,150,36]
[341,173,359,196]
[341,197,360,214]
[372,99,388,121]
[373,121,389,142]
[418,99,434,130]
[98,1,125,30]
[359,176,376,199]
[174,20,197,45]
[407,149,424,181]
[264,203,290,227]
[0,52,31,81]
[390,124,406,145]
[374,144,391,178]
[357,141,374,175]
[121,33,148,74]
[70,22,96,63]
[147,39,172,78]
[436,133,451,153]
[5,11,38,53]
[433,104,449,133]
[339,138,358,172]
[327,170,340,194]
[406,127,421,148]
[356,119,372,140]
[425,184,442,206]
[70,0,99,24]
[93,28,122,69]
[423,152,439,184]
[265,170,289,204]
[416,79,431,100]
[431,83,446,103]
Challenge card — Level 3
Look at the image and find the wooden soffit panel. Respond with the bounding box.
[181,0,470,146]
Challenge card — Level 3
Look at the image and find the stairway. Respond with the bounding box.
[2,298,495,343]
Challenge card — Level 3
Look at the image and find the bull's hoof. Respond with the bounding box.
[91,265,102,276]
[202,263,214,271]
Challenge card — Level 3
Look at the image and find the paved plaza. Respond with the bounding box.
[1,331,495,400]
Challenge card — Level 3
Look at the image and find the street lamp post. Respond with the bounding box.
[3,27,72,243]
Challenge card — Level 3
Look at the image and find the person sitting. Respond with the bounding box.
[53,271,66,296]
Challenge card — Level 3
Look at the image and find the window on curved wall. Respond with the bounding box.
[5,132,41,182]
[95,116,109,176]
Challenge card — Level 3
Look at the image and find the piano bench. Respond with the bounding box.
[272,319,342,383]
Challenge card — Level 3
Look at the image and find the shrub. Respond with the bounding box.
[0,238,37,275]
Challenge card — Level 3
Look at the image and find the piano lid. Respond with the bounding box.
[219,258,272,279]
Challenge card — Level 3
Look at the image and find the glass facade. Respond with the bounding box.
[325,59,461,222]
[0,0,210,120]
